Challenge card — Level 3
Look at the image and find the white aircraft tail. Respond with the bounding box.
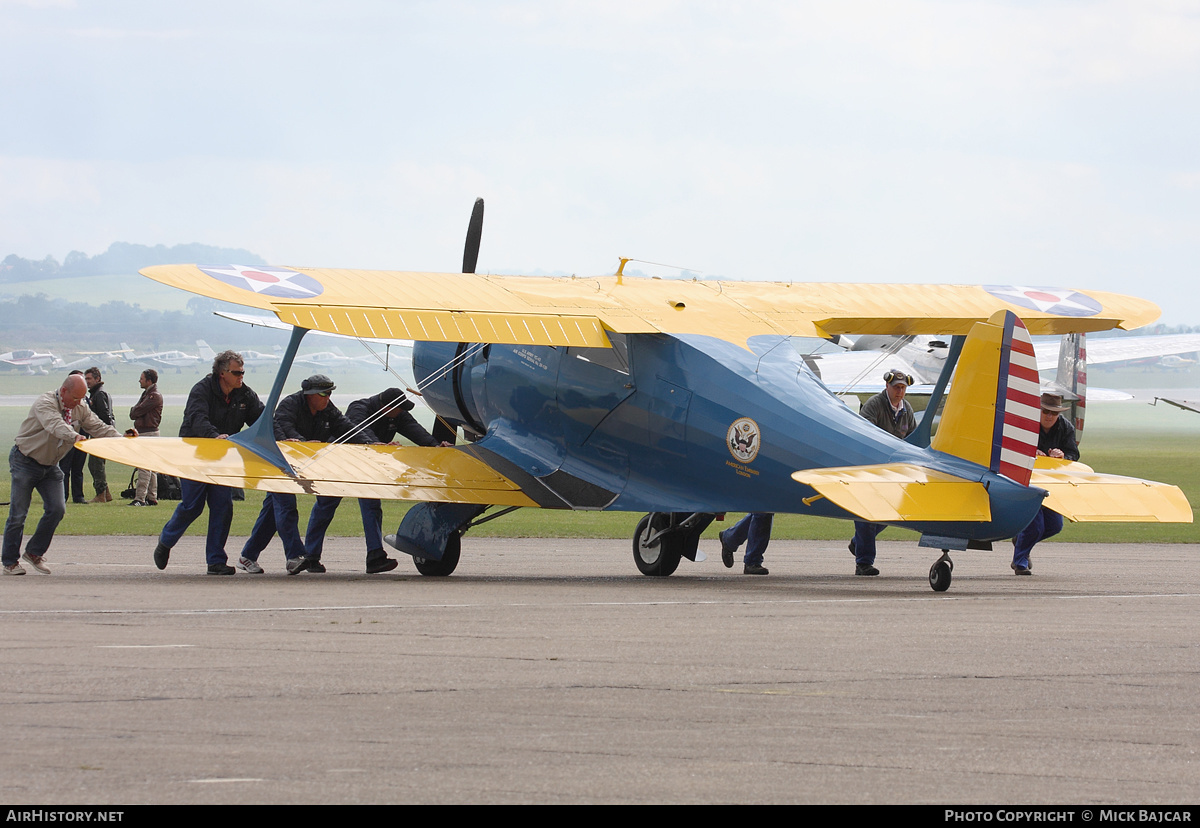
[1054,333,1087,440]
[196,339,216,361]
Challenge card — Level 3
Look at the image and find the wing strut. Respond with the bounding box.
[228,325,309,476]
[908,334,964,448]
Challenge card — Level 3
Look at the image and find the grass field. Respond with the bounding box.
[0,398,1197,544]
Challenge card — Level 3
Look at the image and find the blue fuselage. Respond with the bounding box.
[413,332,1044,541]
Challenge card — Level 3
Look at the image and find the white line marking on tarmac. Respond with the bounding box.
[190,778,264,784]
[2,592,1199,616]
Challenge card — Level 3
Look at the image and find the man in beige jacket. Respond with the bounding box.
[3,373,135,575]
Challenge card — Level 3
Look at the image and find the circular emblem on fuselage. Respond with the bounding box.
[199,264,325,299]
[984,285,1102,317]
[727,417,761,463]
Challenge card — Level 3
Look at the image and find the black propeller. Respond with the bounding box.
[462,197,484,274]
[432,198,486,446]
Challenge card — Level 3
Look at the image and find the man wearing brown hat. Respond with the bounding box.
[1011,392,1080,575]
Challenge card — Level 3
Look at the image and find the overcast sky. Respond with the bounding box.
[2,0,1198,324]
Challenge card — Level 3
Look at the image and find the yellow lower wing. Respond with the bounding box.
[791,464,991,522]
[79,437,538,507]
[1030,458,1193,523]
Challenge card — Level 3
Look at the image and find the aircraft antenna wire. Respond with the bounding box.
[832,335,911,396]
[292,341,488,473]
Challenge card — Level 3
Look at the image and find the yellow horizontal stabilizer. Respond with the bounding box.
[79,437,539,507]
[140,265,1161,351]
[1030,460,1193,523]
[791,463,991,522]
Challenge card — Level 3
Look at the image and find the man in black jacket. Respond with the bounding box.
[154,351,263,575]
[1011,393,1080,575]
[238,374,373,575]
[84,367,114,502]
[848,370,917,576]
[343,388,446,573]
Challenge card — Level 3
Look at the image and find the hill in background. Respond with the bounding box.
[0,242,282,352]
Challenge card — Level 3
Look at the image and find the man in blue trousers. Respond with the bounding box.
[154,350,262,575]
[718,513,773,576]
[237,374,373,575]
[1011,393,1079,575]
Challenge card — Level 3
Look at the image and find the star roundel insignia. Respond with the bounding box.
[984,285,1101,317]
[198,265,324,299]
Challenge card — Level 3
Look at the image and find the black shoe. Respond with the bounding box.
[855,564,879,576]
[848,540,856,556]
[743,563,769,575]
[153,542,170,570]
[207,564,235,575]
[286,556,311,575]
[1011,564,1031,576]
[306,559,326,574]
[367,557,399,574]
[719,530,735,569]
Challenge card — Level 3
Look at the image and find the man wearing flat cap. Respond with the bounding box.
[848,370,918,577]
[1011,392,1079,575]
[237,374,373,575]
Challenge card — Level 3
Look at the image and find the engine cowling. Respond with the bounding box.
[412,340,488,438]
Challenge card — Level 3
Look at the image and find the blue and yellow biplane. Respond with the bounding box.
[82,203,1192,590]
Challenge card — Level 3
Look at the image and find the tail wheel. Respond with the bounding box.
[633,513,683,577]
[929,558,952,592]
[414,534,462,577]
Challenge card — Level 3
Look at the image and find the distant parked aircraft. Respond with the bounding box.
[0,349,60,374]
[121,342,205,373]
[60,347,136,373]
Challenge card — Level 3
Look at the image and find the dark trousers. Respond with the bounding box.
[159,479,235,567]
[59,448,86,503]
[1012,507,1063,569]
[724,513,773,565]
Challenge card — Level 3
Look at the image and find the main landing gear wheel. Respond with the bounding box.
[633,513,683,577]
[929,553,953,592]
[413,534,461,577]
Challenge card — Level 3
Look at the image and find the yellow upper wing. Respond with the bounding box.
[142,265,1161,349]
[79,437,539,507]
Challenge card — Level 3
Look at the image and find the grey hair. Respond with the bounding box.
[212,350,244,375]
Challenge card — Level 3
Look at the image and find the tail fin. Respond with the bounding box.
[931,310,1040,485]
[1054,332,1087,440]
[196,339,216,361]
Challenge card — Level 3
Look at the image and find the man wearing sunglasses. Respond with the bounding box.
[154,350,263,575]
[237,374,374,575]
[848,370,917,577]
